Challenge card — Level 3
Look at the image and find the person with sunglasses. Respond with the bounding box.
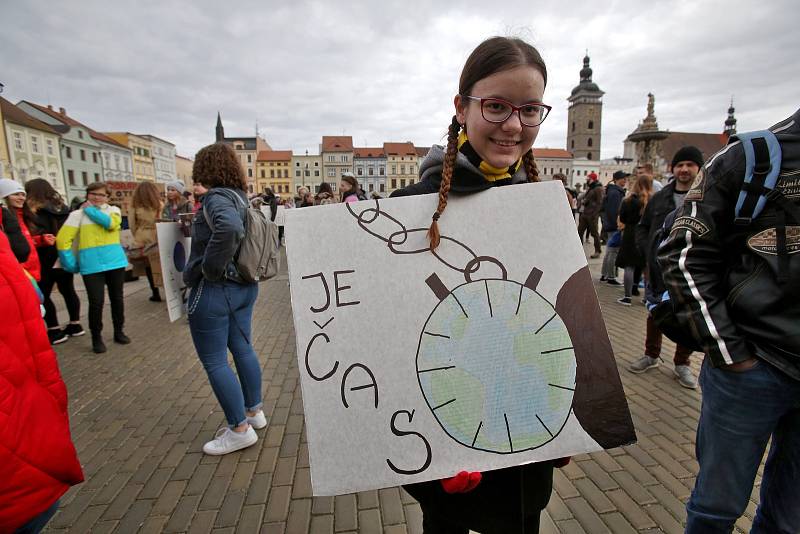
[56,181,130,354]
[391,36,563,534]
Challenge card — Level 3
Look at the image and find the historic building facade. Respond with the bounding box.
[215,112,271,193]
[321,136,354,195]
[139,135,176,183]
[566,54,604,161]
[353,147,386,195]
[291,152,323,194]
[384,142,417,195]
[256,150,293,195]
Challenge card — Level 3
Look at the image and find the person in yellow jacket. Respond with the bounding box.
[56,182,130,354]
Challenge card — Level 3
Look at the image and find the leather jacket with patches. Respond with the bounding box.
[657,108,800,379]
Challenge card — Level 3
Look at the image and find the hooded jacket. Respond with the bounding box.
[601,182,626,232]
[0,231,84,531]
[56,203,128,275]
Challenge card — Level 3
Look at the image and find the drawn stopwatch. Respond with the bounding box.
[416,258,576,454]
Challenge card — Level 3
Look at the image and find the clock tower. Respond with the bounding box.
[567,54,604,160]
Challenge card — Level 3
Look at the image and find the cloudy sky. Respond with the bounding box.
[2,1,796,160]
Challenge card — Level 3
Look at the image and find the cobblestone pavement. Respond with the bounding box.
[43,247,762,533]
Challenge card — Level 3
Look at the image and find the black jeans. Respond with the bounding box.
[82,268,125,335]
[39,267,81,328]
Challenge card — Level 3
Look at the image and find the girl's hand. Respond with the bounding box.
[43,234,56,245]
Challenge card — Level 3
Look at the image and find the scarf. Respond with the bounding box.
[457,131,522,183]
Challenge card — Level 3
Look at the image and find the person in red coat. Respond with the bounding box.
[0,178,40,281]
[0,229,83,533]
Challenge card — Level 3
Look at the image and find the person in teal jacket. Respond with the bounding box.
[56,182,130,354]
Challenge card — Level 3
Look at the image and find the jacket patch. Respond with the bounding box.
[671,216,710,237]
[685,170,705,201]
[747,226,800,255]
[777,173,800,199]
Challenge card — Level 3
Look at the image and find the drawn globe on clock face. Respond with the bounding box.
[416,264,576,454]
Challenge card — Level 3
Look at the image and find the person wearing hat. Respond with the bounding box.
[161,180,192,221]
[600,171,629,284]
[630,145,705,389]
[0,178,41,281]
[577,171,604,258]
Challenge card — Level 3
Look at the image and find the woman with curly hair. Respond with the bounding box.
[130,181,163,302]
[184,142,265,455]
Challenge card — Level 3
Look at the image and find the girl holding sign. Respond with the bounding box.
[392,36,561,534]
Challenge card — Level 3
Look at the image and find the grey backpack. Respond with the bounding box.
[204,189,280,282]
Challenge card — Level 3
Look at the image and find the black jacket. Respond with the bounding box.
[636,181,688,271]
[26,203,70,271]
[1,206,30,263]
[616,195,646,269]
[601,183,626,232]
[658,108,800,379]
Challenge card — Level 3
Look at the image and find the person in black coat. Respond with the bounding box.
[615,175,653,305]
[1,205,30,263]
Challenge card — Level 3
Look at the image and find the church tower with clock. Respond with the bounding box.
[567,53,604,160]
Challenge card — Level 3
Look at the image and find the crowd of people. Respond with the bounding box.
[1,34,797,534]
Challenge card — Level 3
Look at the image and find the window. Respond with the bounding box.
[391,179,397,189]
[380,184,385,192]
[81,171,88,185]
[305,170,310,177]
[328,169,335,177]
[379,167,385,176]
[295,162,300,167]
[65,146,72,158]
[341,155,349,162]
[391,165,396,174]
[327,155,335,162]
[80,149,86,161]
[400,165,405,174]
[94,173,100,182]
[262,170,267,178]
[93,152,98,163]
[314,170,319,177]
[13,132,23,150]
[68,170,75,185]
[314,161,319,166]
[47,139,54,156]
[588,120,594,130]
[31,136,40,153]
[587,153,592,160]
[400,179,406,188]
[247,154,252,163]
[587,138,593,147]
[295,170,300,177]
[270,170,275,178]
[572,122,575,132]
[78,131,83,139]
[571,140,575,149]
[409,178,415,185]
[357,167,363,176]
[143,149,150,157]
[368,167,374,176]
[283,170,288,178]
[410,164,415,174]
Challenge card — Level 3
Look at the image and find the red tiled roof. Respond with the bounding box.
[18,100,129,149]
[0,97,58,133]
[661,132,727,164]
[383,142,416,156]
[353,147,384,158]
[533,148,573,159]
[321,136,353,152]
[257,150,293,162]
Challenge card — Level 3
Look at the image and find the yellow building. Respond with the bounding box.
[384,142,418,195]
[256,150,293,195]
[104,132,155,181]
[176,155,194,189]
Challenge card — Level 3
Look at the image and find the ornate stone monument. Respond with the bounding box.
[626,93,669,167]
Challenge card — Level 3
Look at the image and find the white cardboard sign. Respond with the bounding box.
[156,222,191,322]
[285,181,634,496]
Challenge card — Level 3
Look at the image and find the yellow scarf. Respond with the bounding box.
[457,131,522,182]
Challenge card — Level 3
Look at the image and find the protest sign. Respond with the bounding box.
[285,181,635,496]
[156,222,191,322]
[274,205,286,226]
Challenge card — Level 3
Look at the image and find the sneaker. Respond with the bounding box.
[63,323,85,337]
[202,426,258,455]
[599,276,607,282]
[628,355,660,374]
[246,410,268,430]
[617,297,632,306]
[48,329,69,345]
[674,365,698,389]
[607,279,623,286]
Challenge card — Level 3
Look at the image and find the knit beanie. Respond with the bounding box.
[0,178,25,199]
[166,180,185,194]
[671,146,704,169]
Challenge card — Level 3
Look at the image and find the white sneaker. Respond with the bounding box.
[673,365,698,389]
[628,355,660,374]
[246,410,268,430]
[202,426,258,455]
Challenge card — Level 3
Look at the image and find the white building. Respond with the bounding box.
[532,148,574,183]
[139,134,176,183]
[291,152,324,194]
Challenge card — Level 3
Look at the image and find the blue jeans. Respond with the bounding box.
[15,500,59,534]
[686,358,800,533]
[188,280,262,427]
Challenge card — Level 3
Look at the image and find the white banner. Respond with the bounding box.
[285,181,634,496]
[156,222,191,322]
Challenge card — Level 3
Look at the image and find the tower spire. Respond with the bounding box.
[724,96,737,137]
[215,112,225,142]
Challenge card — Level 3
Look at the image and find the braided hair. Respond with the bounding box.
[428,36,546,250]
